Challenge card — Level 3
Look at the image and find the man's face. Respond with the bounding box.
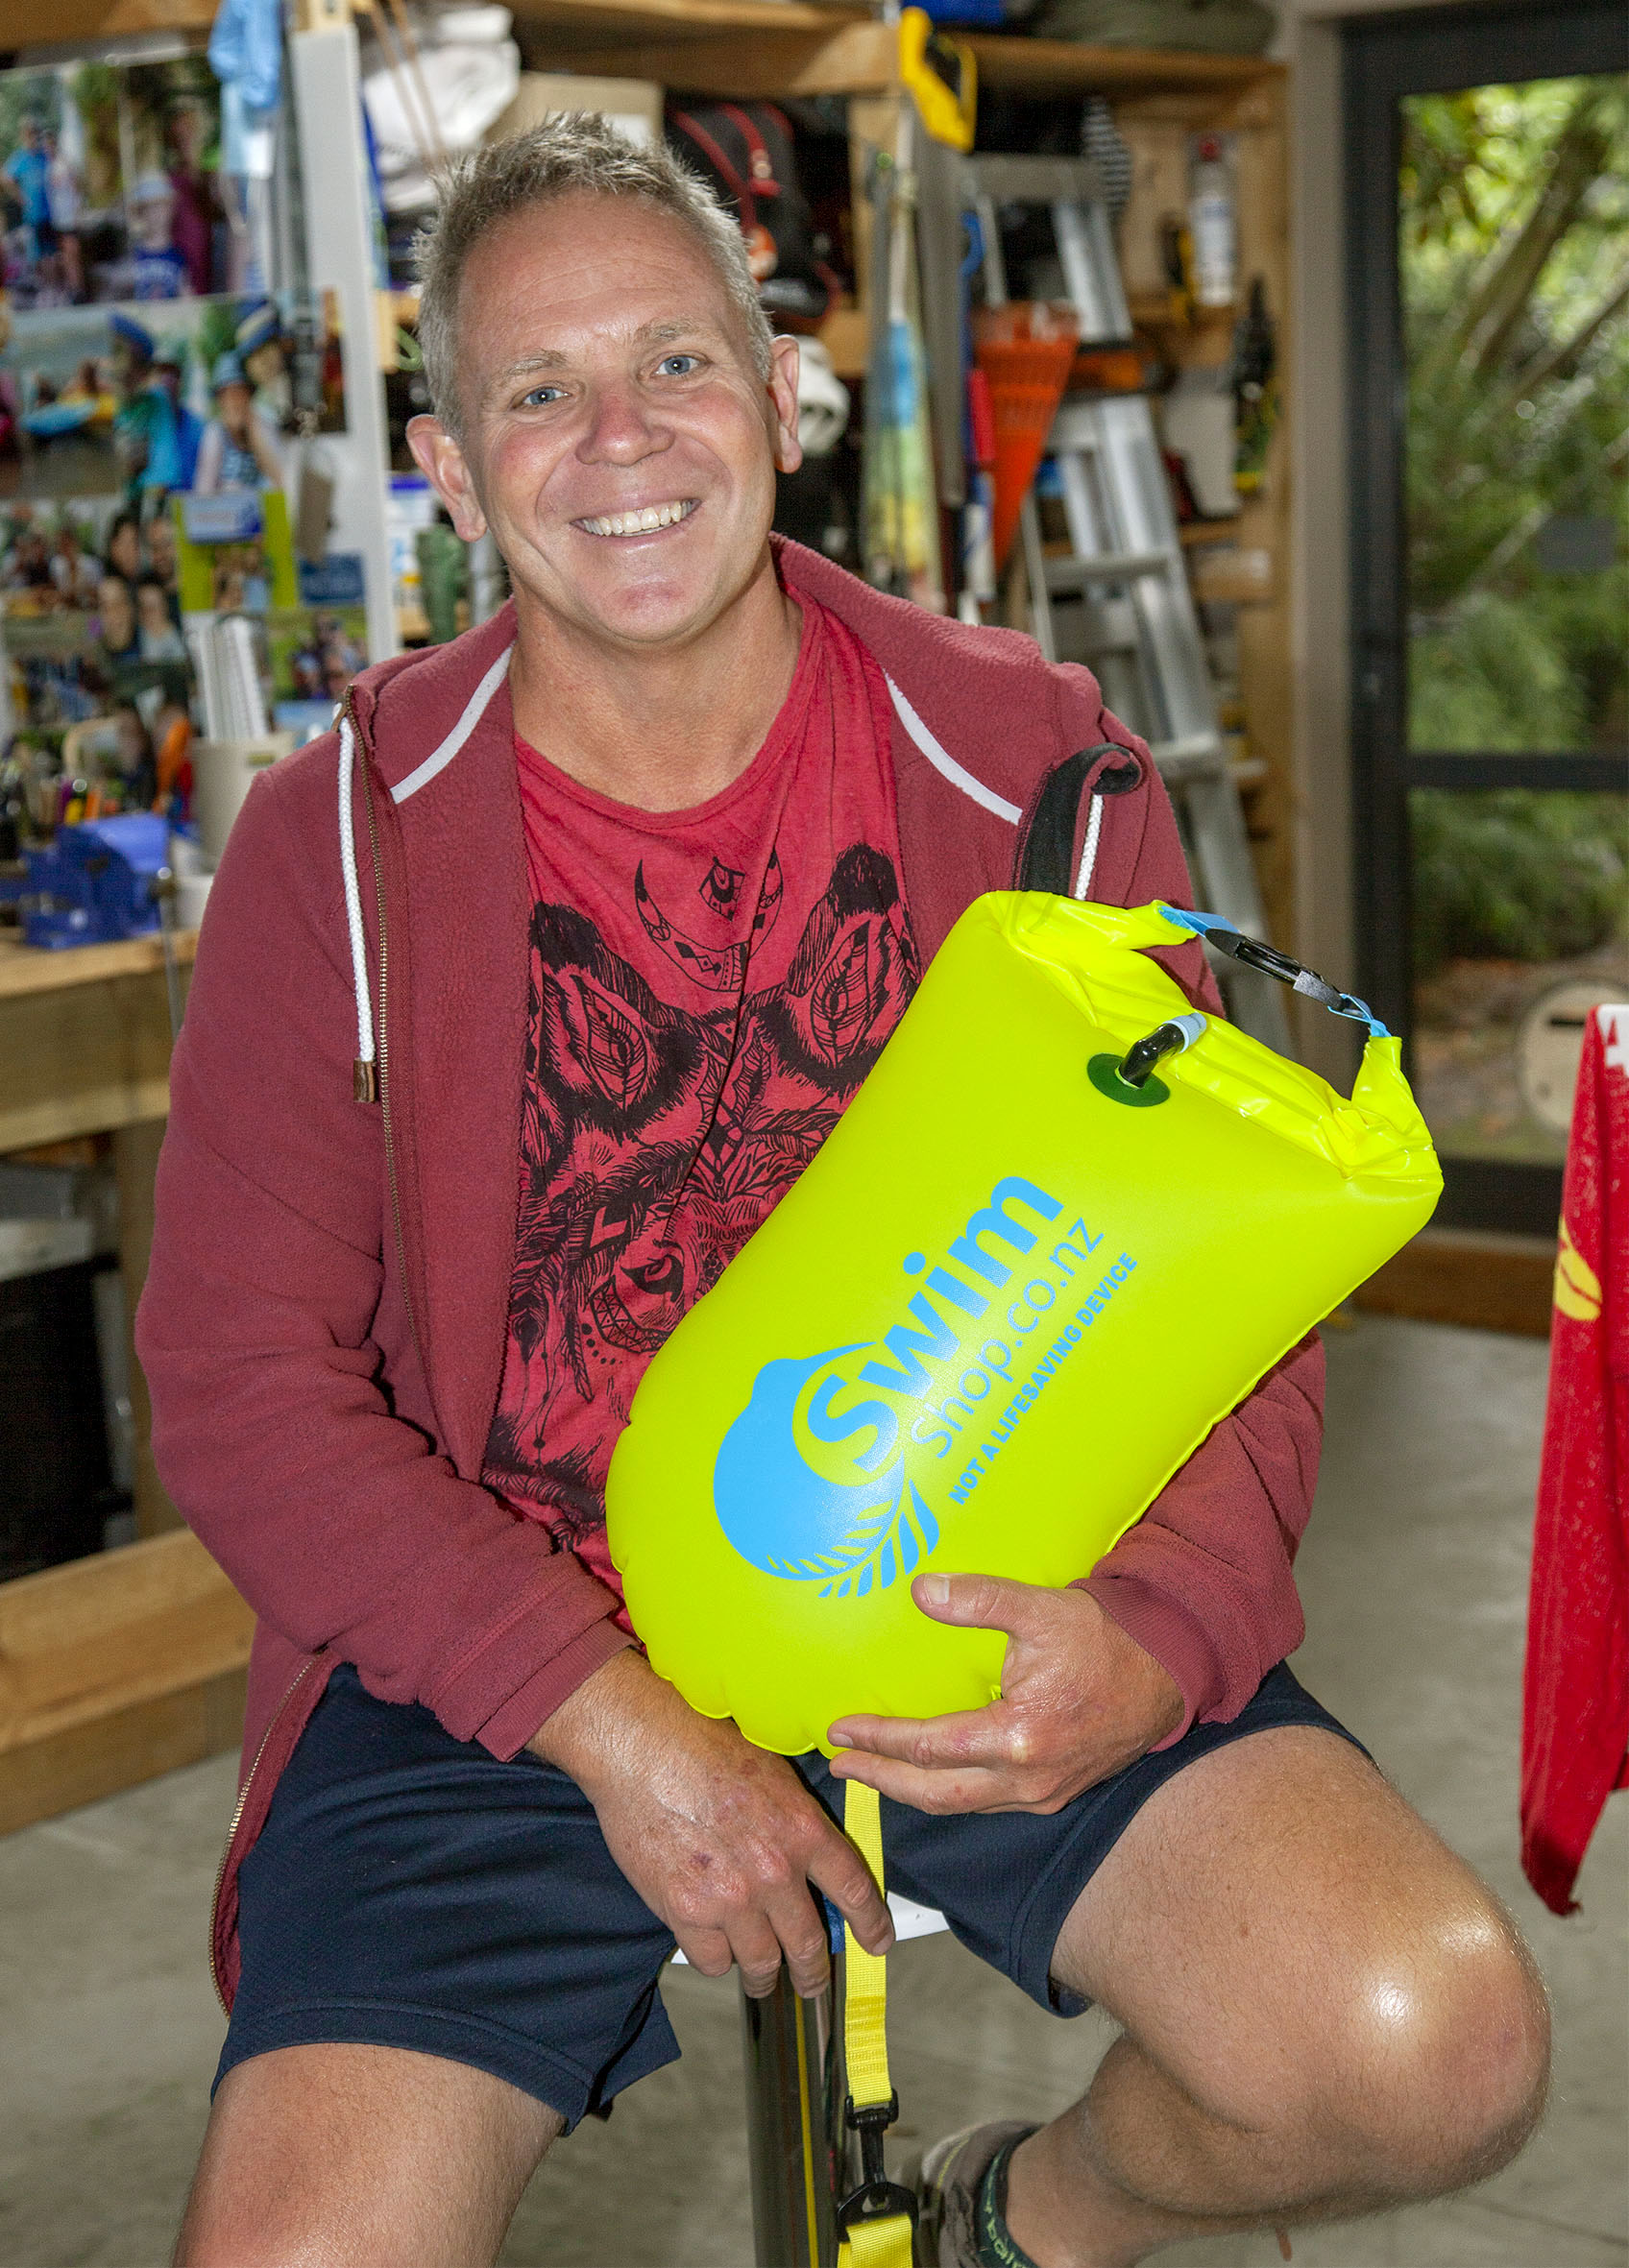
[409,193,801,655]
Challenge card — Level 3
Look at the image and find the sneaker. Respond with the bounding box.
[903,2120,1037,2268]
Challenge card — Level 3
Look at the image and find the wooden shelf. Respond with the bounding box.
[0,927,197,1007]
[0,0,207,39]
[0,0,870,57]
[0,1528,254,1837]
[961,35,1277,101]
[1178,516,1243,545]
[1190,545,1276,605]
[510,0,867,44]
[1353,1228,1556,1339]
[1129,292,1239,332]
[532,16,892,94]
[0,0,1279,110]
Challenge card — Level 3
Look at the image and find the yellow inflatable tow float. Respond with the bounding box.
[607,894,1440,1760]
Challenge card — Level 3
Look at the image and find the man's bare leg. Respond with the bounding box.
[174,2042,562,2268]
[1002,1727,1549,2268]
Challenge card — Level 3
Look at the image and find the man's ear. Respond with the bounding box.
[406,414,488,542]
[767,335,803,477]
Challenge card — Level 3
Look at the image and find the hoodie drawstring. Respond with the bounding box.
[338,716,378,1102]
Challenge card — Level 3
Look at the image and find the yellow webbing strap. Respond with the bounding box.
[841,1780,893,2113]
[839,2211,915,2268]
[836,1781,914,2268]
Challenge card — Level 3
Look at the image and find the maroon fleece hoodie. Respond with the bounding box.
[136,540,1323,2007]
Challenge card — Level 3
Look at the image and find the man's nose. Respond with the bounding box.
[576,377,671,465]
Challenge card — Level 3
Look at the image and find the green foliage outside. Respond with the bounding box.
[1411,788,1628,974]
[1400,77,1628,756]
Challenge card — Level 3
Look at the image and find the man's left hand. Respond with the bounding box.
[827,1575,1183,1815]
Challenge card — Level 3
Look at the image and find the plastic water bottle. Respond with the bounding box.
[1188,135,1236,309]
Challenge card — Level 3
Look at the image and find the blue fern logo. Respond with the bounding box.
[712,1347,939,1600]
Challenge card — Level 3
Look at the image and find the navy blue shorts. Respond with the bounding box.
[220,1661,1359,2127]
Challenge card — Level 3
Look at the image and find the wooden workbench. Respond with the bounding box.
[0,928,255,1836]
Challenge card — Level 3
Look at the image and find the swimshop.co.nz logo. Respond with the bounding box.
[712,1178,1134,1600]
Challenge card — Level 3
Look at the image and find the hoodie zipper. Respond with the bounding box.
[354,729,420,1362]
[207,1653,319,2013]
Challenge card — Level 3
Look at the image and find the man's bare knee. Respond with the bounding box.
[174,2043,563,2268]
[1309,1889,1551,2202]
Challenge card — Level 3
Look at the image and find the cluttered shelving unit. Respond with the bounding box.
[0,0,1293,1831]
[0,0,1292,942]
[369,0,1294,944]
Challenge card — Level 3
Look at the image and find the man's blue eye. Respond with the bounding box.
[522,385,565,406]
[658,354,699,375]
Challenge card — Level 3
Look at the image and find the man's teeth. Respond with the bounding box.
[577,500,694,538]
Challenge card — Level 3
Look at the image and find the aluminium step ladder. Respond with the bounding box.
[960,154,1289,1050]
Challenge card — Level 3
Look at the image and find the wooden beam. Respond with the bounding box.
[0,1529,254,1836]
[0,1668,248,1838]
[0,933,194,1156]
[964,36,1280,100]
[846,93,900,323]
[536,19,893,94]
[1352,1227,1556,1339]
[0,0,212,40]
[0,929,198,1005]
[510,0,867,35]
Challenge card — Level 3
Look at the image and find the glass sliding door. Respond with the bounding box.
[1347,0,1628,1234]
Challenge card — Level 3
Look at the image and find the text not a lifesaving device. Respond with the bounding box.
[607,894,1441,1758]
[607,894,1439,2266]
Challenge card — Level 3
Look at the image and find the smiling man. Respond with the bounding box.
[141,121,1548,2268]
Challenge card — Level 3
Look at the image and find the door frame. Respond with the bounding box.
[1343,0,1629,1235]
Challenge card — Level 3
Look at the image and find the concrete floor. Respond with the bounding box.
[2,1315,1624,2268]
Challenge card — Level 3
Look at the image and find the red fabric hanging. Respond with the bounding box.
[1521,1003,1629,1915]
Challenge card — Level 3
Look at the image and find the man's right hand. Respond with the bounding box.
[529,1649,894,1997]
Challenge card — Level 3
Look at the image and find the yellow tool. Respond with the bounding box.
[899,8,976,152]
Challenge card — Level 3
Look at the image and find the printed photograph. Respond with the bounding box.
[173,487,298,615]
[0,488,187,731]
[0,289,346,501]
[265,604,368,708]
[0,67,122,313]
[0,55,234,311]
[0,495,125,615]
[114,57,229,302]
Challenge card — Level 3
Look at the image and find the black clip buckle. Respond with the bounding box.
[839,2093,917,2234]
[1204,928,1305,987]
[1197,927,1380,1028]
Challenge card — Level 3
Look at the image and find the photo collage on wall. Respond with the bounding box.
[0,52,369,768]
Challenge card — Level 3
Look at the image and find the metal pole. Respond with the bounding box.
[740,1965,848,2268]
[288,22,399,666]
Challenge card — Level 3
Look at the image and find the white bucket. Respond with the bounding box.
[190,734,295,871]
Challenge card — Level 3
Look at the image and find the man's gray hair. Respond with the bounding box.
[414,113,775,436]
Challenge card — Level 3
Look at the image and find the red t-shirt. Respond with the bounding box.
[481,586,918,1603]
